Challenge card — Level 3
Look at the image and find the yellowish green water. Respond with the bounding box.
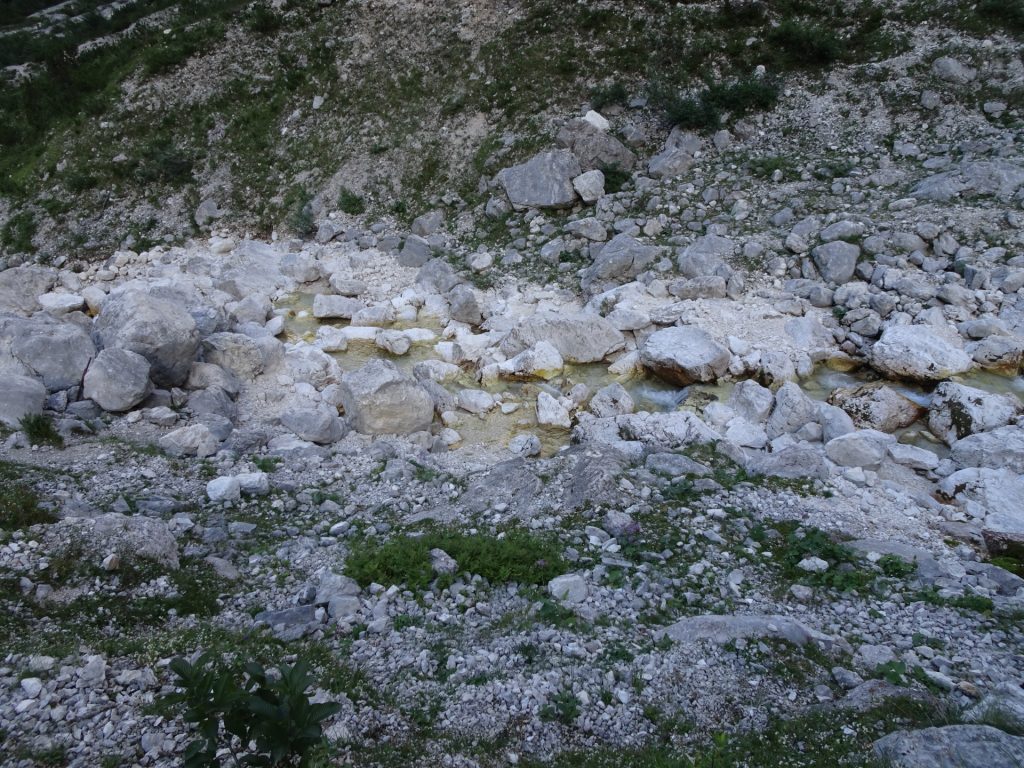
[277,292,1022,454]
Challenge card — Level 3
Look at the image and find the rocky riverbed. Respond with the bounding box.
[2,27,1024,768]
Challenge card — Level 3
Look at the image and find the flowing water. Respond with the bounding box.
[277,293,1023,456]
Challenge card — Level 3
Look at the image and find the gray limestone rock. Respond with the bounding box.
[95,290,200,387]
[497,149,582,210]
[83,348,152,412]
[639,326,730,385]
[338,359,434,435]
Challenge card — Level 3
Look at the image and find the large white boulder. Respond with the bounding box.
[338,359,434,435]
[639,326,730,385]
[94,290,200,387]
[83,348,152,412]
[871,325,972,381]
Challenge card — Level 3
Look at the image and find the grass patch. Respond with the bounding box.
[0,462,55,530]
[19,414,63,448]
[337,186,367,215]
[651,77,779,132]
[590,81,629,111]
[345,528,566,591]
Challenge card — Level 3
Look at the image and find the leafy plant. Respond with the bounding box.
[163,653,341,767]
[345,528,566,591]
[0,463,55,530]
[19,414,63,448]
[589,81,628,111]
[337,187,366,215]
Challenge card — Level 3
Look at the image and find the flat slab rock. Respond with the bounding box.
[655,614,842,650]
[873,725,1024,768]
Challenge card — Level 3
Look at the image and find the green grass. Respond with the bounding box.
[19,414,63,448]
[345,528,566,591]
[0,462,55,530]
[519,695,957,768]
[337,187,367,215]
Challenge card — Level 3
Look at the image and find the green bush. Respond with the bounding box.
[589,81,628,111]
[245,3,284,35]
[0,463,56,530]
[345,529,566,591]
[1,211,37,253]
[978,0,1024,34]
[337,187,366,215]
[767,19,843,68]
[19,414,62,448]
[164,653,340,767]
[653,77,779,131]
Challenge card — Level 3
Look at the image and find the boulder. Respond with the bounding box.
[874,726,1024,768]
[580,233,661,292]
[811,241,860,284]
[572,169,605,203]
[950,425,1024,472]
[496,149,582,210]
[201,332,265,380]
[206,476,241,503]
[548,573,587,603]
[537,392,572,428]
[828,383,924,432]
[0,374,46,428]
[0,266,56,314]
[727,380,775,424]
[312,295,364,320]
[0,315,96,392]
[49,513,179,569]
[589,383,635,418]
[338,359,434,435]
[927,381,1022,445]
[939,466,1024,555]
[766,382,819,438]
[639,326,730,385]
[500,312,624,363]
[83,348,152,412]
[497,341,564,380]
[159,424,220,458]
[280,405,345,444]
[558,120,637,172]
[825,429,895,469]
[871,325,972,381]
[94,290,200,387]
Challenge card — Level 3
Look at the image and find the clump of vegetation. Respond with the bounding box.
[589,81,629,111]
[978,0,1024,33]
[600,165,631,195]
[1,210,37,253]
[0,462,55,530]
[540,688,580,725]
[766,18,843,68]
[163,653,339,767]
[337,187,366,215]
[749,155,796,180]
[652,77,779,131]
[253,456,283,474]
[245,2,284,35]
[19,414,63,448]
[344,529,566,591]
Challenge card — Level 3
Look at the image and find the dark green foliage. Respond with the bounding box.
[1,210,37,253]
[284,187,316,237]
[878,554,917,579]
[653,77,779,131]
[766,19,843,68]
[164,654,340,767]
[600,165,631,195]
[990,555,1024,578]
[590,81,628,111]
[915,588,994,614]
[245,3,284,35]
[252,456,282,473]
[978,0,1024,33]
[0,462,55,530]
[540,688,580,725]
[337,187,366,215]
[19,414,62,448]
[345,529,566,591]
[749,155,796,180]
